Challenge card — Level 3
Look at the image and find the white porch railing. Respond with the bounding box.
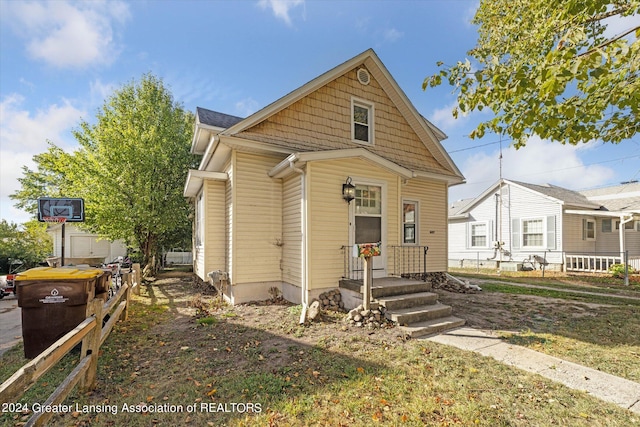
[564,253,640,273]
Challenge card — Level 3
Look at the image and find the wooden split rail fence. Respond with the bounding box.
[0,264,141,427]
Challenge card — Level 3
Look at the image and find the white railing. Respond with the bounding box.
[564,253,639,273]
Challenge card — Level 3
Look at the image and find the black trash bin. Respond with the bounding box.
[16,267,102,358]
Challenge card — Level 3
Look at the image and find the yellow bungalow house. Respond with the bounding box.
[184,49,465,328]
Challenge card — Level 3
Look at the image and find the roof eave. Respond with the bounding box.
[183,170,228,198]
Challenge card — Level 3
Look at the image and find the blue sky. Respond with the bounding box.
[1,0,639,225]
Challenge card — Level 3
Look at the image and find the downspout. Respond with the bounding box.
[286,160,308,324]
[487,193,499,260]
[619,213,633,258]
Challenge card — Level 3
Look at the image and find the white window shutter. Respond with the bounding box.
[465,222,470,249]
[511,218,520,250]
[547,216,556,249]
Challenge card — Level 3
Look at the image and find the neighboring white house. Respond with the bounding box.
[448,179,640,272]
[46,223,127,266]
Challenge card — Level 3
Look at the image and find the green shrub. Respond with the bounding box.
[609,264,637,278]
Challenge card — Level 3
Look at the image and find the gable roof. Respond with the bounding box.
[448,197,474,218]
[192,49,464,184]
[450,179,601,218]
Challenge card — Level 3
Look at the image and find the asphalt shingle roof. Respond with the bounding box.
[197,107,244,129]
[579,181,640,211]
[509,180,601,209]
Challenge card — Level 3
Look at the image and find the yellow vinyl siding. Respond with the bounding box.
[236,68,445,174]
[282,174,302,287]
[233,152,284,284]
[402,178,448,271]
[307,158,400,290]
[204,180,226,276]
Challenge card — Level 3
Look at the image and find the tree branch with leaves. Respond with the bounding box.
[424,0,640,147]
[11,74,198,272]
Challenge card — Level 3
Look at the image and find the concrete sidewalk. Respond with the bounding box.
[426,327,640,414]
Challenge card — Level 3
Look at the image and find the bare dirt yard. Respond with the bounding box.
[3,270,638,426]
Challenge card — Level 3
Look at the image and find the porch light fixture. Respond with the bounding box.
[342,177,355,204]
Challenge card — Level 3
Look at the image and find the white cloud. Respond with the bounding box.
[90,79,118,107]
[383,28,404,43]
[235,98,260,117]
[463,1,480,26]
[0,94,85,222]
[451,137,616,201]
[429,100,469,131]
[602,8,640,40]
[4,0,130,69]
[0,94,84,152]
[258,0,305,26]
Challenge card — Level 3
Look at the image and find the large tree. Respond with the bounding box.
[12,74,198,270]
[0,220,51,272]
[424,0,640,147]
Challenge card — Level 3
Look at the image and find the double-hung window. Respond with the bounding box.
[352,98,374,144]
[583,219,596,240]
[615,220,635,231]
[470,222,488,248]
[522,218,544,247]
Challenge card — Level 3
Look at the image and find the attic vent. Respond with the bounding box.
[357,68,370,85]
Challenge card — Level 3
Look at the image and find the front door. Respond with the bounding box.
[350,182,386,277]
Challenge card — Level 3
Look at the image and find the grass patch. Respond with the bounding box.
[196,316,217,325]
[480,282,640,306]
[473,281,640,382]
[2,272,638,426]
[451,270,640,295]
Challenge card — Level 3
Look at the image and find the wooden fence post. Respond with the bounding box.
[132,263,141,295]
[121,273,131,321]
[80,298,103,391]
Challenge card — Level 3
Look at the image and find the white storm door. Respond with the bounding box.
[350,183,386,277]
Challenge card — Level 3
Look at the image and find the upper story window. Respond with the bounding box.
[352,98,374,144]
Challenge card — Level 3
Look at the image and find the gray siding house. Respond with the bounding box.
[448,179,640,272]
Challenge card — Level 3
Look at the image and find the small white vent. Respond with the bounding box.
[357,68,370,85]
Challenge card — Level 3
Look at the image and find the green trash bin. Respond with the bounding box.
[16,267,103,358]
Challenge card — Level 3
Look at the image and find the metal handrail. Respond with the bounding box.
[341,245,429,281]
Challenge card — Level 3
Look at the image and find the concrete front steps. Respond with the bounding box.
[340,277,465,338]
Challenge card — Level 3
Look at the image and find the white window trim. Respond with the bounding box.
[469,220,490,248]
[195,192,204,249]
[402,199,419,245]
[615,220,637,232]
[351,97,374,145]
[348,176,387,274]
[584,219,596,241]
[521,216,546,249]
